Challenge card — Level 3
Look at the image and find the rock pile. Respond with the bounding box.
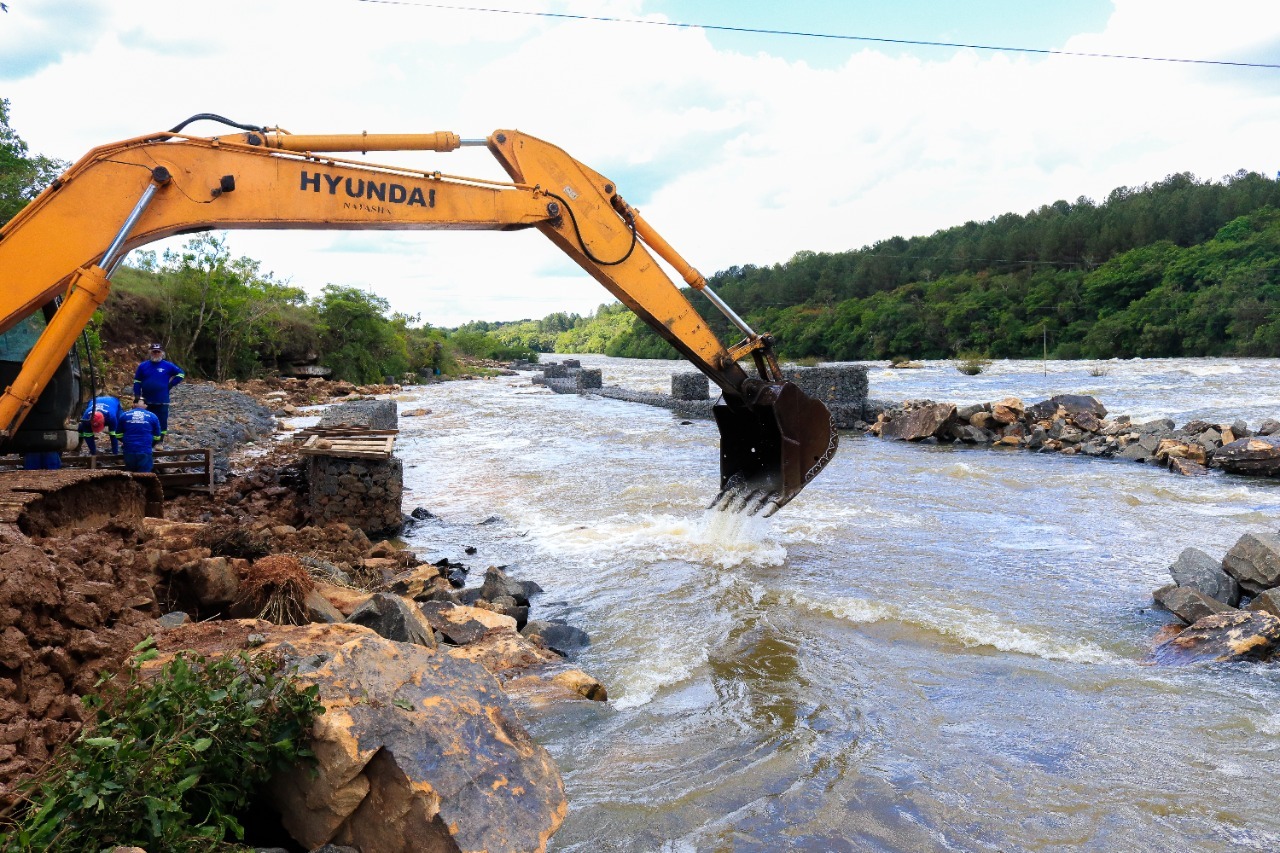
[163,384,276,483]
[871,393,1280,478]
[1150,534,1280,664]
[0,519,158,809]
[101,510,596,851]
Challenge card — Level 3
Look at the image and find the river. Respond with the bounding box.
[396,356,1280,852]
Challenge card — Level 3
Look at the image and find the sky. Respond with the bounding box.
[3,0,1280,327]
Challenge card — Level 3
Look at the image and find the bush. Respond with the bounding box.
[955,350,992,375]
[0,639,323,852]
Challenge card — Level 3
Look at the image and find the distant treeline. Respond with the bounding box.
[477,170,1280,360]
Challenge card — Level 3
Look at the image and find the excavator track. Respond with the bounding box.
[0,470,164,537]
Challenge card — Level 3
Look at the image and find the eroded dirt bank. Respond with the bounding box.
[0,375,592,852]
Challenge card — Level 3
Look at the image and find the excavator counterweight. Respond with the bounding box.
[0,117,837,515]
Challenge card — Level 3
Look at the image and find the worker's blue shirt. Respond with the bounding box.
[119,408,162,453]
[133,359,185,404]
[79,396,123,434]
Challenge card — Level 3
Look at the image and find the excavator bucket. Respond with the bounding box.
[710,382,838,517]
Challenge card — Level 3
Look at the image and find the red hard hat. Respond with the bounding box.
[90,411,106,432]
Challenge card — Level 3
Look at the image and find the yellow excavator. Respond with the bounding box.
[0,115,836,517]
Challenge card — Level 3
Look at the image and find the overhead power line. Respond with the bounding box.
[354,0,1280,70]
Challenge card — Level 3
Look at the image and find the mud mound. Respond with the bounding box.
[0,520,161,808]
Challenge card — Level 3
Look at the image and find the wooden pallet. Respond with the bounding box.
[290,426,399,443]
[298,433,395,460]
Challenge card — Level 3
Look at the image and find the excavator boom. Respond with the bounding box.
[0,119,836,514]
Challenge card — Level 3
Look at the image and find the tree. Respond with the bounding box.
[317,285,408,383]
[151,234,312,381]
[0,98,67,225]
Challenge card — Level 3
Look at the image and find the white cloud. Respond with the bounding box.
[4,0,1280,326]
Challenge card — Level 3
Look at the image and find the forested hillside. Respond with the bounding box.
[484,170,1280,361]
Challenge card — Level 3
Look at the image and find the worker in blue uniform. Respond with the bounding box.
[78,394,123,455]
[119,399,162,473]
[133,343,185,439]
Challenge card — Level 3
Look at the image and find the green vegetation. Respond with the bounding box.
[505,171,1280,361]
[0,640,322,852]
[100,238,535,384]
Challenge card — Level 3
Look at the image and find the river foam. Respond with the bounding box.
[781,590,1119,664]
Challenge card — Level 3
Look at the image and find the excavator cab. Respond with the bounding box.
[0,306,80,454]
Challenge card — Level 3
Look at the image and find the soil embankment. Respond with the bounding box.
[0,376,589,849]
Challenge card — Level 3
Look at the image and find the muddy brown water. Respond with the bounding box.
[383,357,1280,852]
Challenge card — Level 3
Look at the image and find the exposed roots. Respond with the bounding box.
[235,555,314,625]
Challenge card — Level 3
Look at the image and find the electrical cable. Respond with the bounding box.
[352,0,1280,70]
[167,114,266,135]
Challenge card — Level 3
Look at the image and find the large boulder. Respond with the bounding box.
[345,593,436,649]
[1150,611,1280,664]
[990,397,1024,425]
[880,403,955,441]
[1246,589,1280,619]
[1025,394,1107,422]
[181,556,240,609]
[153,621,566,853]
[1221,533,1280,595]
[1168,548,1240,605]
[1214,436,1280,476]
[504,669,608,706]
[1152,584,1235,624]
[446,628,561,679]
[479,566,542,607]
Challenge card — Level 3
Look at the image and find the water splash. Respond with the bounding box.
[516,508,787,570]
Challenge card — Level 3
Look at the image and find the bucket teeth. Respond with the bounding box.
[712,381,837,516]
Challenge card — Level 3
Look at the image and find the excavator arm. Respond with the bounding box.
[0,120,836,514]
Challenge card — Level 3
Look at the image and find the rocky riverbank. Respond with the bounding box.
[0,378,592,851]
[867,393,1280,478]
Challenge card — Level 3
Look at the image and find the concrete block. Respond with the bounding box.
[672,372,710,401]
[576,368,602,389]
[784,365,868,404]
